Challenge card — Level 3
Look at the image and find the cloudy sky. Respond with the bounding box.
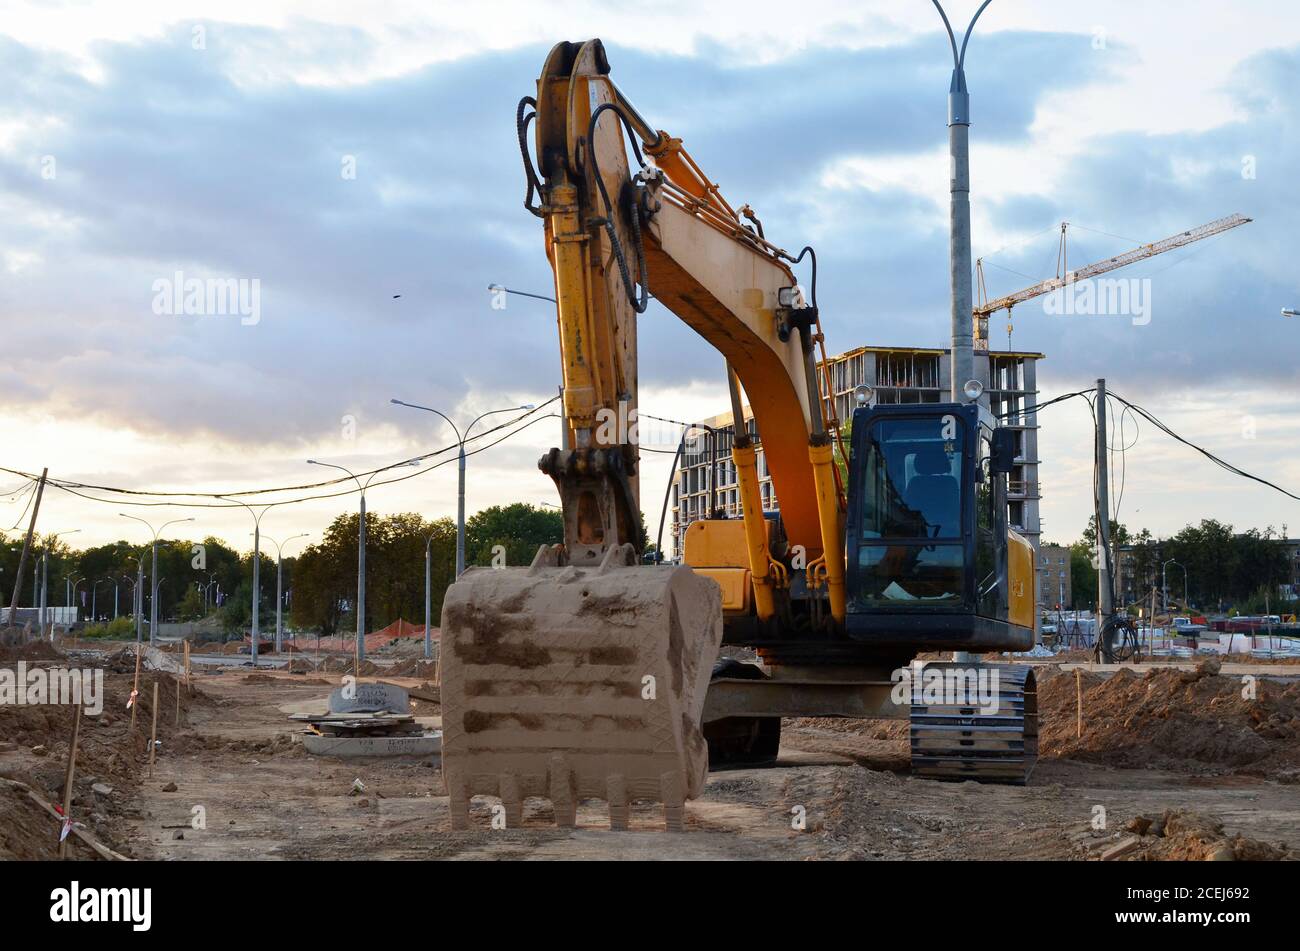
[1,0,1298,554]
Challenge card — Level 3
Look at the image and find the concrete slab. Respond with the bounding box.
[299,730,442,759]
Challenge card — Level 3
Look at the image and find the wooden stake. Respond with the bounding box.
[129,648,142,734]
[183,639,191,695]
[148,681,159,778]
[1075,668,1083,739]
[57,701,83,858]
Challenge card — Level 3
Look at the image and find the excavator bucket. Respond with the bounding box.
[439,548,722,831]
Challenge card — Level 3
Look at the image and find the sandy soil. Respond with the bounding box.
[4,643,1297,861]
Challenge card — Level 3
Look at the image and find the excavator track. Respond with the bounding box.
[909,662,1038,785]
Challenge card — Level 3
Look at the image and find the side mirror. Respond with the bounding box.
[990,428,1016,474]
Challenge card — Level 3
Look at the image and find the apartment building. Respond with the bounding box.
[1037,543,1072,611]
[670,344,1045,564]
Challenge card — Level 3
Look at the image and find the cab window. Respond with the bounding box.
[860,416,963,540]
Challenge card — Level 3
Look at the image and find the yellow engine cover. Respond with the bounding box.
[682,519,758,569]
[692,567,752,614]
[1007,529,1036,629]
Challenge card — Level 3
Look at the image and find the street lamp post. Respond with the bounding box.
[120,514,194,648]
[132,558,144,643]
[389,400,535,576]
[1161,558,1188,614]
[486,283,556,305]
[307,462,414,662]
[931,0,993,402]
[424,533,435,660]
[261,533,308,653]
[91,579,110,624]
[219,498,271,665]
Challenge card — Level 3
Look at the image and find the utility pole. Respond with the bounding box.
[6,468,47,639]
[1095,378,1114,656]
[932,0,992,402]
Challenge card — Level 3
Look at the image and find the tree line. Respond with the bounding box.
[1061,516,1292,614]
[0,503,562,637]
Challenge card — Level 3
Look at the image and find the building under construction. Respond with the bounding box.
[670,344,1046,563]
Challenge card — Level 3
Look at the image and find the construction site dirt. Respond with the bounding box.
[2,642,1295,861]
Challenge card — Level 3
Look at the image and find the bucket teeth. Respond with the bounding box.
[440,562,722,831]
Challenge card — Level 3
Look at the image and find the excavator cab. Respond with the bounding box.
[844,402,1035,652]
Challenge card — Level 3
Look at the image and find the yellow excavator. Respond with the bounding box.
[440,39,1038,831]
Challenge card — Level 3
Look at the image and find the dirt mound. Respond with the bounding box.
[1039,662,1300,780]
[1123,809,1289,861]
[0,665,215,859]
[168,731,302,758]
[0,640,65,662]
[387,658,438,678]
[314,656,378,676]
[374,636,438,660]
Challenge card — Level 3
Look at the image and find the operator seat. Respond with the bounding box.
[905,448,959,537]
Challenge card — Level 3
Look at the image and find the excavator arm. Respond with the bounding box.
[530,38,846,622]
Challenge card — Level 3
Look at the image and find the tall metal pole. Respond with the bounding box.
[121,514,191,649]
[150,539,159,647]
[1096,378,1114,649]
[39,550,48,640]
[306,461,372,662]
[264,534,306,654]
[357,492,366,659]
[252,522,261,663]
[390,399,533,578]
[114,583,119,620]
[136,559,144,644]
[456,447,466,577]
[275,552,283,653]
[1162,559,1169,615]
[424,535,434,660]
[932,0,992,402]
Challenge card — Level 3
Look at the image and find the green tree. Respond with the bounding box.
[465,503,564,568]
[1068,541,1097,611]
[289,511,460,636]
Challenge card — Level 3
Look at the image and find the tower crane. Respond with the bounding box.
[974,213,1252,350]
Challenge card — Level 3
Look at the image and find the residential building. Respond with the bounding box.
[1037,543,1072,612]
[670,345,1046,565]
